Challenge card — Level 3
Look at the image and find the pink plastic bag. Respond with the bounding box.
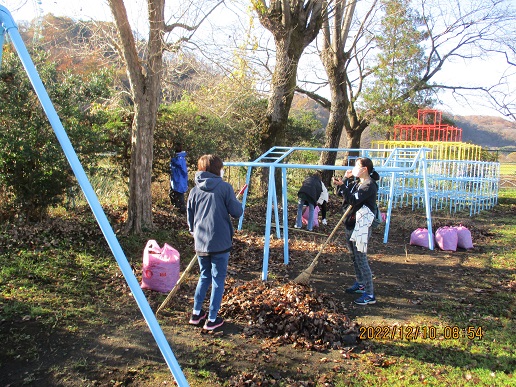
[454,225,474,249]
[435,226,458,251]
[409,228,430,248]
[302,205,320,227]
[141,240,180,293]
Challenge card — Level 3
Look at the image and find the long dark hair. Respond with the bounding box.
[357,157,380,181]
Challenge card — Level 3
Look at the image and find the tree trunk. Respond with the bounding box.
[124,92,158,233]
[253,0,325,160]
[319,101,348,185]
[261,42,300,153]
[260,41,301,195]
[342,107,367,166]
[318,46,348,186]
[109,0,164,234]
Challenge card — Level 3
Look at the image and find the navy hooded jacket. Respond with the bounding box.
[187,171,243,255]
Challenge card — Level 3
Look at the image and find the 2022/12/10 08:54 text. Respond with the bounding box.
[358,325,484,341]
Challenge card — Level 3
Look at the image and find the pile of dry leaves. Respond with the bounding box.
[220,279,359,351]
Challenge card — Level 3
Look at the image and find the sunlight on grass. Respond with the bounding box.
[0,242,120,328]
[334,192,516,387]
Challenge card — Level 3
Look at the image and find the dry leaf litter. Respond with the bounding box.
[220,279,359,351]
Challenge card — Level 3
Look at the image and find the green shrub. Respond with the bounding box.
[0,48,116,220]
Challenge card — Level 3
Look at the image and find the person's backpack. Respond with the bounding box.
[371,204,383,228]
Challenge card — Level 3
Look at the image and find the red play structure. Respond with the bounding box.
[391,109,462,142]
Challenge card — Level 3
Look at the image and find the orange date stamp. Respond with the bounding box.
[358,325,484,341]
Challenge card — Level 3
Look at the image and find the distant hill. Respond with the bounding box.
[291,95,516,150]
[446,114,516,149]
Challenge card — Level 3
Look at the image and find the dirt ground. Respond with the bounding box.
[0,200,509,386]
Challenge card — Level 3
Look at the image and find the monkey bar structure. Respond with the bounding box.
[373,140,483,161]
[225,146,436,280]
[226,146,499,280]
[375,159,499,216]
[1,7,189,386]
[374,109,484,160]
[391,109,463,142]
[370,109,499,215]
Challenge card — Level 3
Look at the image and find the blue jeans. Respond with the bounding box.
[193,252,229,320]
[296,199,314,231]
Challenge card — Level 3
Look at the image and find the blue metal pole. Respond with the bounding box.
[0,6,189,386]
[272,180,281,239]
[281,167,289,264]
[383,171,396,244]
[262,166,275,280]
[420,151,434,250]
[237,166,252,230]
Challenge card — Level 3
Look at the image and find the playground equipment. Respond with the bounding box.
[378,159,499,216]
[0,7,189,386]
[391,109,463,142]
[372,109,499,215]
[225,146,436,280]
[374,109,483,160]
[374,140,483,161]
[225,142,499,280]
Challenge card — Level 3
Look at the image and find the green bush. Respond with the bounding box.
[154,95,266,177]
[0,48,116,220]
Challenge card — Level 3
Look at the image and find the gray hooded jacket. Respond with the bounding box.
[187,171,243,255]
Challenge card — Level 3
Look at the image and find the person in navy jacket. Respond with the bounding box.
[186,154,243,330]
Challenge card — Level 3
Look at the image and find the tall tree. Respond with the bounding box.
[296,0,516,178]
[361,0,431,139]
[252,0,326,153]
[107,0,220,233]
[298,0,376,181]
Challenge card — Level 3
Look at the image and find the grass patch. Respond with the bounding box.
[499,162,516,175]
[335,192,516,386]
[1,184,514,386]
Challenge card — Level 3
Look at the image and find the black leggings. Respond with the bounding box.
[319,200,327,219]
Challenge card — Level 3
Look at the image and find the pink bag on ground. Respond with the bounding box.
[302,205,320,227]
[141,240,180,293]
[409,228,430,248]
[435,226,458,251]
[454,225,474,249]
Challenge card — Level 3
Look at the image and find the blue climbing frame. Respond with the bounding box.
[225,146,436,280]
[0,6,189,386]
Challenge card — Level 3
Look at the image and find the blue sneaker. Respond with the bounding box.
[345,282,365,294]
[354,294,376,305]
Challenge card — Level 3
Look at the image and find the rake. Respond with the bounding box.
[293,205,352,285]
[155,253,198,315]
